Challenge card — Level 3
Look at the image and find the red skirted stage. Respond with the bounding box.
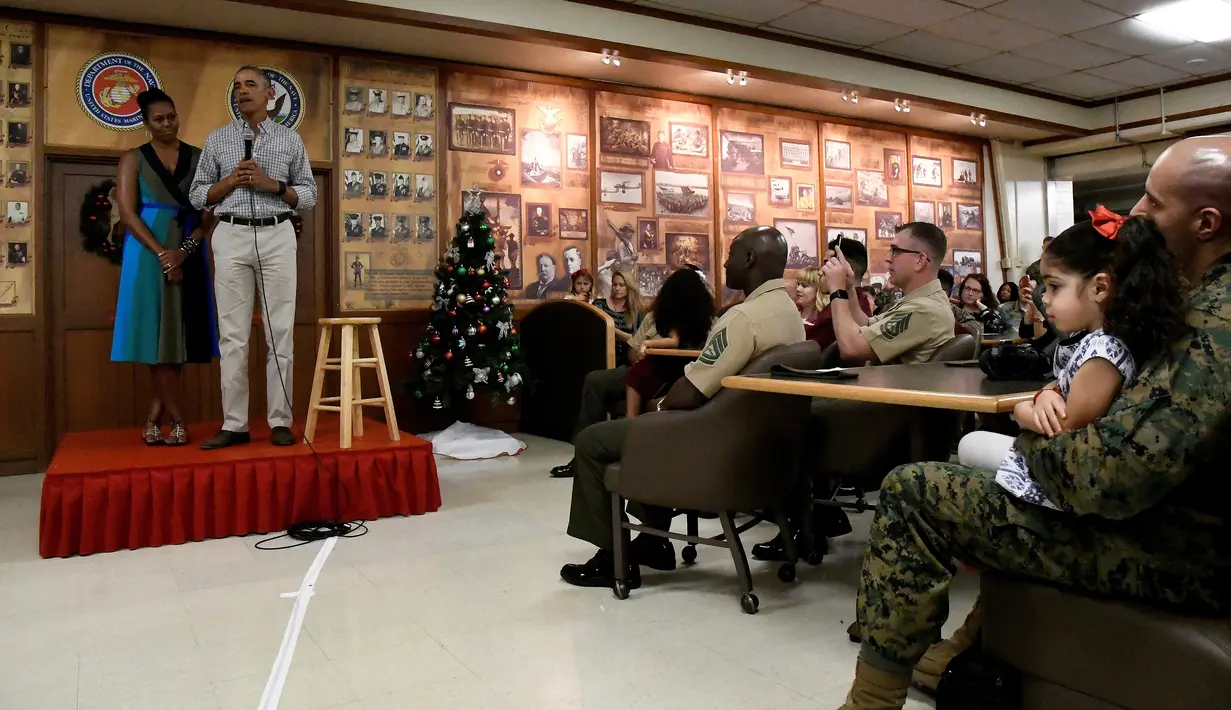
[39,420,440,558]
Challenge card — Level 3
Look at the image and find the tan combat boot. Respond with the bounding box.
[911,599,983,693]
[838,660,910,710]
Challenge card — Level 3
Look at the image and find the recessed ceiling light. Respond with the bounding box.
[1139,0,1231,43]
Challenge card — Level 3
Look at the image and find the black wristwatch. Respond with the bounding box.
[830,289,850,301]
[275,180,287,197]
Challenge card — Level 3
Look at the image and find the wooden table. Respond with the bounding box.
[980,337,1027,348]
[722,362,1041,414]
[645,348,701,358]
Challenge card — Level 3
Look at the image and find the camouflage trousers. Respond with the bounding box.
[857,462,1229,673]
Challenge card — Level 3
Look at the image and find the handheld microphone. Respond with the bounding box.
[242,126,255,162]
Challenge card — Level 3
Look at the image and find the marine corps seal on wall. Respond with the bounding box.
[76,52,162,131]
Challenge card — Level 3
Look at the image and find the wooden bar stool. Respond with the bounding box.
[304,317,401,449]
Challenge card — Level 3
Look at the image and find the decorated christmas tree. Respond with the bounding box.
[411,188,523,410]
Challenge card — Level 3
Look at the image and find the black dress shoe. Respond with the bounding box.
[560,549,641,589]
[270,426,296,447]
[550,462,574,478]
[751,530,829,562]
[200,430,251,450]
[631,533,676,571]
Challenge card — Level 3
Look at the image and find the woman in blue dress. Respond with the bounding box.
[112,89,219,446]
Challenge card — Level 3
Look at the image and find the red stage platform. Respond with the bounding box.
[39,420,440,558]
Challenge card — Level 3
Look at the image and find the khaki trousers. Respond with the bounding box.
[211,220,297,432]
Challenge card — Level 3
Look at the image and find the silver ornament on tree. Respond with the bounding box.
[497,322,511,339]
[463,184,485,216]
[467,236,475,249]
[432,397,443,410]
[466,325,477,337]
[506,372,523,390]
[465,385,475,400]
[507,396,516,405]
[472,367,489,384]
[458,337,467,349]
[415,348,424,359]
[463,355,473,367]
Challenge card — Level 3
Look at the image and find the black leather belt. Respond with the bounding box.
[219,213,293,227]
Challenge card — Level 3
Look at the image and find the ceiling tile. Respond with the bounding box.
[870,30,998,66]
[1084,0,1176,14]
[821,0,971,27]
[987,0,1125,32]
[1086,57,1190,85]
[1145,44,1231,75]
[926,11,1058,50]
[1011,36,1130,70]
[956,52,1070,83]
[766,5,914,46]
[1074,18,1194,55]
[1027,71,1135,98]
[645,0,810,24]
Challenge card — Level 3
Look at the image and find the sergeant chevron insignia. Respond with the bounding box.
[698,328,728,365]
[881,312,912,340]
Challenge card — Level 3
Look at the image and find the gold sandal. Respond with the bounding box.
[164,421,188,447]
[142,420,163,446]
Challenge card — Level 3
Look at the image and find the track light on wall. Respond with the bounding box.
[894,98,911,113]
[726,69,748,86]
[970,112,987,127]
[738,70,747,86]
[978,114,987,127]
[842,90,859,104]
[601,49,621,66]
[727,69,735,85]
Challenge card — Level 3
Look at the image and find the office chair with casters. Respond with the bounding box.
[606,341,824,614]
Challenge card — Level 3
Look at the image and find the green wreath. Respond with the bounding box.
[79,180,124,265]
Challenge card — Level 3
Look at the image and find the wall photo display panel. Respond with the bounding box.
[595,92,713,298]
[0,21,36,316]
[821,123,908,284]
[448,74,590,305]
[717,108,819,289]
[337,57,438,311]
[909,135,985,272]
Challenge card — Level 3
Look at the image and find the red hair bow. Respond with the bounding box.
[1089,205,1127,240]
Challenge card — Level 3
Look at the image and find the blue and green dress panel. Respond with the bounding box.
[111,142,219,364]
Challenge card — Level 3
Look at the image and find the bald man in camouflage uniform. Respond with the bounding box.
[840,137,1231,709]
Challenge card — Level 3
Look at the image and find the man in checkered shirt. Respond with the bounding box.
[190,65,317,450]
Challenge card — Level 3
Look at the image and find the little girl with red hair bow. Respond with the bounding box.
[960,210,1188,509]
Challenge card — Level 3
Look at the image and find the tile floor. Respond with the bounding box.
[0,436,976,709]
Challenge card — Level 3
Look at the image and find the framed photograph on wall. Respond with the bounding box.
[345,252,370,291]
[875,211,903,241]
[417,215,437,243]
[521,130,563,187]
[414,174,436,202]
[599,170,645,206]
[343,169,364,198]
[954,158,980,186]
[638,265,667,298]
[343,212,364,240]
[368,130,388,157]
[856,170,889,207]
[343,127,364,155]
[638,218,659,250]
[559,208,589,240]
[670,122,709,157]
[343,86,365,114]
[392,215,412,242]
[884,149,906,186]
[368,213,389,240]
[412,93,435,121]
[368,88,388,116]
[826,227,867,246]
[566,133,588,171]
[391,172,412,201]
[913,200,936,225]
[824,140,852,171]
[957,202,983,230]
[665,233,711,271]
[367,171,388,199]
[824,184,854,212]
[953,250,983,282]
[391,91,411,117]
[719,131,765,175]
[768,176,792,207]
[796,183,816,212]
[526,202,552,238]
[780,139,812,169]
[726,193,756,224]
[391,132,412,159]
[448,103,516,155]
[939,201,955,229]
[654,170,710,217]
[599,116,652,158]
[912,155,943,187]
[774,219,820,269]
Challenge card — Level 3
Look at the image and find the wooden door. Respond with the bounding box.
[48,160,330,444]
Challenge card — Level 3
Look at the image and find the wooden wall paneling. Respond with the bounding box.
[0,330,43,468]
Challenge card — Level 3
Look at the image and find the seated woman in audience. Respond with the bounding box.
[795,266,826,332]
[996,278,1049,340]
[961,211,1187,505]
[623,267,714,418]
[565,268,594,303]
[958,273,1004,333]
[797,240,874,348]
[996,280,1017,306]
[591,269,644,365]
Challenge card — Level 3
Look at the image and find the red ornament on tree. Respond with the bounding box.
[432,335,441,343]
[445,351,454,360]
[478,325,487,334]
[483,282,490,289]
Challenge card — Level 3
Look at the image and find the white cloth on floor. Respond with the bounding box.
[422,421,526,460]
